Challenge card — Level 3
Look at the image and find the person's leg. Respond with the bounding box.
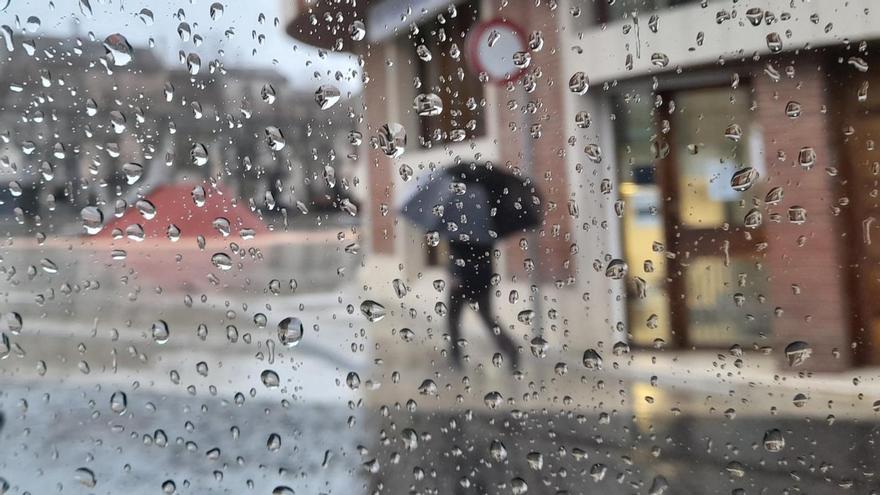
[447,287,466,368]
[475,289,519,369]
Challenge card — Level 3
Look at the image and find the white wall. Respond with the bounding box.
[573,0,878,84]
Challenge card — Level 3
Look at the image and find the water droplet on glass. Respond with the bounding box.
[416,44,432,61]
[766,32,783,53]
[765,186,784,204]
[575,111,591,129]
[74,467,96,488]
[745,7,764,25]
[267,433,282,452]
[484,391,503,408]
[261,83,276,104]
[110,391,127,414]
[418,379,438,396]
[191,143,208,166]
[517,309,536,325]
[529,337,548,358]
[605,259,628,279]
[360,300,386,322]
[24,16,40,32]
[81,206,104,234]
[426,231,440,247]
[743,208,762,229]
[315,85,341,110]
[582,349,603,369]
[730,167,759,192]
[648,475,670,495]
[0,333,9,359]
[40,258,58,274]
[584,143,602,163]
[138,8,154,25]
[122,162,143,184]
[177,22,192,42]
[414,93,443,116]
[277,317,303,347]
[798,147,816,169]
[135,199,156,220]
[340,198,358,216]
[724,123,743,141]
[4,312,22,334]
[211,253,233,271]
[788,206,807,225]
[212,217,231,237]
[762,428,785,452]
[265,126,286,151]
[125,223,145,242]
[526,451,544,471]
[650,52,669,67]
[261,369,280,388]
[103,34,133,67]
[568,72,589,94]
[192,185,206,207]
[152,320,170,344]
[648,14,659,33]
[378,123,406,158]
[186,53,201,75]
[0,25,13,52]
[392,278,409,298]
[489,439,508,461]
[210,2,224,20]
[785,341,812,366]
[849,56,869,72]
[346,371,361,390]
[349,20,366,40]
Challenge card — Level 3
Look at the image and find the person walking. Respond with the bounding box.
[400,162,541,369]
[446,240,518,370]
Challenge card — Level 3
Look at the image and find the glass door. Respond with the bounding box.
[661,86,771,347]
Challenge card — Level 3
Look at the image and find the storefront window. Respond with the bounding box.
[615,84,770,346]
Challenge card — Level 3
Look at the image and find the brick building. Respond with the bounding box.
[285,0,880,371]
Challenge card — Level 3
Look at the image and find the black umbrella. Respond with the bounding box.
[400,163,542,243]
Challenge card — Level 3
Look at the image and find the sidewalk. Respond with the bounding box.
[353,258,880,420]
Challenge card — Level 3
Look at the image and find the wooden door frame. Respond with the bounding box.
[832,65,880,366]
[653,82,766,349]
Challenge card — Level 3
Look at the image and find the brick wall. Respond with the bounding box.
[753,61,852,371]
[494,1,575,284]
[361,45,396,255]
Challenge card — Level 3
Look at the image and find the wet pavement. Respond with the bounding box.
[1,251,880,494]
[0,384,368,495]
[366,407,880,494]
[3,378,880,494]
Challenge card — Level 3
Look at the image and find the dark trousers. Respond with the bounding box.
[447,287,517,367]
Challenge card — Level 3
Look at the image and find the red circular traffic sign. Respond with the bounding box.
[465,19,528,84]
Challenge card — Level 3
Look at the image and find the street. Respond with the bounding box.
[2,279,880,494]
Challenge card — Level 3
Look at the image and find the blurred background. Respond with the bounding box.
[2,0,880,493]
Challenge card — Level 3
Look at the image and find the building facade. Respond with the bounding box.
[0,35,357,235]
[285,0,880,371]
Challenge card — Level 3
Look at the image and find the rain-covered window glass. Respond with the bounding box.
[602,0,705,22]
[408,1,485,145]
[4,0,880,494]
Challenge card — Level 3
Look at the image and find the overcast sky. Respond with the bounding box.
[0,0,361,94]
